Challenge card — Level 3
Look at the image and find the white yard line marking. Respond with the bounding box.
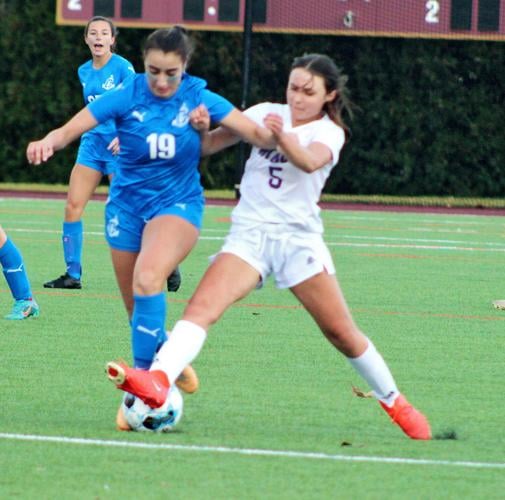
[336,234,505,247]
[326,242,505,252]
[4,227,105,236]
[4,227,505,252]
[326,214,505,225]
[0,433,503,469]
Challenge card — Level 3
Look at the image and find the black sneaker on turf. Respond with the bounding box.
[43,272,82,289]
[166,266,181,292]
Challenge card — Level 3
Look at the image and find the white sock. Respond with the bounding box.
[347,339,399,406]
[152,320,207,386]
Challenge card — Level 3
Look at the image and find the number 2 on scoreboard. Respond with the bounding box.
[68,0,82,11]
[425,0,440,24]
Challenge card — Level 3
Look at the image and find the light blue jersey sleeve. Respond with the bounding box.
[200,89,235,124]
[87,78,134,124]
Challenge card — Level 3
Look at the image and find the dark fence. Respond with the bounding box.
[1,0,504,196]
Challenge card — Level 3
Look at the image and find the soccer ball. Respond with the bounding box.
[121,386,184,432]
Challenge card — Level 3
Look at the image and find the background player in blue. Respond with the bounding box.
[43,16,135,290]
[27,26,274,418]
[0,225,39,320]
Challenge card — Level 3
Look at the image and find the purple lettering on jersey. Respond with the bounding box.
[270,152,287,163]
[259,148,275,159]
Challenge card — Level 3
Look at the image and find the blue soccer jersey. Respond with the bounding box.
[87,73,234,217]
[78,53,135,143]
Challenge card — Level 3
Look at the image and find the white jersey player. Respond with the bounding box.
[222,101,345,289]
[107,54,432,440]
[235,101,345,234]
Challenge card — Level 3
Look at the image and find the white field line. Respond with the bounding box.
[335,234,505,247]
[4,227,505,252]
[325,242,505,252]
[329,214,504,226]
[0,433,503,470]
[4,227,106,236]
[4,196,505,227]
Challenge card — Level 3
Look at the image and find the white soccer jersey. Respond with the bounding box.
[232,102,345,233]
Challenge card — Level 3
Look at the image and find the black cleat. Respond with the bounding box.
[44,272,82,289]
[166,266,182,292]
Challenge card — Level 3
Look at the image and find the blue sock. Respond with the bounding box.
[131,292,167,369]
[62,221,83,279]
[0,238,32,300]
[156,330,168,352]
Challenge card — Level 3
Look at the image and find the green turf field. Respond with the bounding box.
[1,196,504,499]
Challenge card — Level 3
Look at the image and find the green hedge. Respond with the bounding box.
[1,0,504,196]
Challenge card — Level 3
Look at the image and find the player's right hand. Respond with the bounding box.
[107,137,120,155]
[263,113,284,137]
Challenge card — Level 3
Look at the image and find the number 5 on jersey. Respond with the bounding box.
[269,166,283,189]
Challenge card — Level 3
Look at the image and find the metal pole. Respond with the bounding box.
[235,0,253,199]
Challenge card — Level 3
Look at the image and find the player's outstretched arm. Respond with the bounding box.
[190,105,242,156]
[190,105,275,156]
[26,108,98,165]
[220,109,275,150]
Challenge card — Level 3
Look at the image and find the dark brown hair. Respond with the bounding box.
[143,26,194,64]
[84,16,118,51]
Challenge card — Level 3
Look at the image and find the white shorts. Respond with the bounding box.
[219,226,335,289]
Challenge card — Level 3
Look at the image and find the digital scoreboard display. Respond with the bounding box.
[56,0,505,41]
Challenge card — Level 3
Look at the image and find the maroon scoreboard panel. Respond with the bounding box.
[56,0,505,40]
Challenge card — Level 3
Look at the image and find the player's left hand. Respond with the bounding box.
[190,104,211,132]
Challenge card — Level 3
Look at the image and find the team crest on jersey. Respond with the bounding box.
[102,75,115,90]
[171,103,189,127]
[107,214,120,238]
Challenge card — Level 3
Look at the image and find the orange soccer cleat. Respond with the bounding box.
[379,394,432,440]
[106,361,169,409]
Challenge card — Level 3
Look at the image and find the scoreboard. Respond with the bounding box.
[56,0,505,41]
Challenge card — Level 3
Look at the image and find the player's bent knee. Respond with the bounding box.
[133,270,164,295]
[65,201,86,220]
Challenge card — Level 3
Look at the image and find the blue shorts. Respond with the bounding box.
[104,197,205,252]
[76,135,117,176]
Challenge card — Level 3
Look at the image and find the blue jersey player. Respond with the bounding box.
[0,225,39,320]
[44,16,134,291]
[27,26,275,430]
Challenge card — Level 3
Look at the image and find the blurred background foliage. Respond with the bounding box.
[0,0,504,196]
